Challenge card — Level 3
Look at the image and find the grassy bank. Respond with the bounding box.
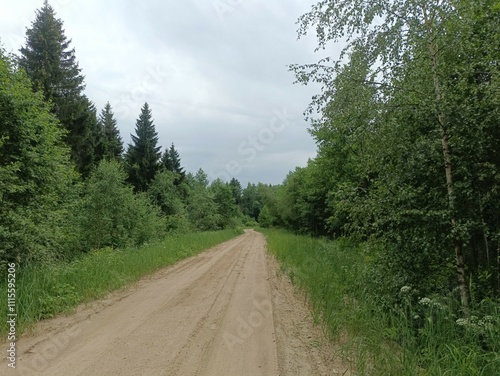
[260,228,500,375]
[1,229,243,337]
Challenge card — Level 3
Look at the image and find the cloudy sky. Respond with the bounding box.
[0,0,338,186]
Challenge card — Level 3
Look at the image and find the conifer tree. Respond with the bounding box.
[125,103,161,192]
[19,1,84,103]
[98,102,123,161]
[160,143,185,183]
[19,1,97,177]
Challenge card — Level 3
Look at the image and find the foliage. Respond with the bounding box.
[228,178,242,205]
[209,179,239,229]
[240,183,262,220]
[0,50,78,267]
[262,228,500,375]
[98,102,123,161]
[125,102,161,192]
[285,0,500,307]
[160,143,185,184]
[148,170,185,217]
[18,1,100,177]
[186,170,221,231]
[80,160,164,250]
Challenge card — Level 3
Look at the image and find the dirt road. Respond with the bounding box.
[4,230,349,376]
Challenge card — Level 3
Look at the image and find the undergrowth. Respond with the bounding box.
[260,228,500,375]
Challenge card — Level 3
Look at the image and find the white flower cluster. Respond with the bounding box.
[418,297,432,306]
[417,297,446,311]
[400,286,412,294]
[455,315,497,334]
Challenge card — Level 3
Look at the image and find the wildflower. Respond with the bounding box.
[400,286,411,294]
[419,297,432,306]
[456,318,468,326]
[483,315,494,323]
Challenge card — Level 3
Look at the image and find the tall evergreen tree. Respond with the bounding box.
[19,1,84,103]
[125,103,161,192]
[98,102,123,161]
[19,1,97,177]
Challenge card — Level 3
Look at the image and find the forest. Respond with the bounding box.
[1,0,499,373]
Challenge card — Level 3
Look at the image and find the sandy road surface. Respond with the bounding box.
[3,230,349,376]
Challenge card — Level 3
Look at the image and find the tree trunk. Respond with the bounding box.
[423,5,470,315]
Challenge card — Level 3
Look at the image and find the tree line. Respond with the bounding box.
[0,1,248,268]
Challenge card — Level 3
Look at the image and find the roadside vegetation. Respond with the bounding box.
[0,229,242,337]
[262,229,500,375]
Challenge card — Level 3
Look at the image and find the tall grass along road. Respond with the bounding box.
[1,230,348,375]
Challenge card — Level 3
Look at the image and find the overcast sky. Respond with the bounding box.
[0,0,337,186]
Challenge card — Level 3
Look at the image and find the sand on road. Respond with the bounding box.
[3,230,350,376]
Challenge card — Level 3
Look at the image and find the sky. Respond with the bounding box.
[0,0,338,186]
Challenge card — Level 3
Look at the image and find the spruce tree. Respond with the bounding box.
[160,146,174,172]
[19,1,84,103]
[19,1,97,177]
[161,143,185,182]
[75,97,105,178]
[125,103,161,192]
[98,102,123,161]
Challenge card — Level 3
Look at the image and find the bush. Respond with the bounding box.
[79,160,165,250]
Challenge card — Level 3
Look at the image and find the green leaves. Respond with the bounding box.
[286,0,500,306]
[0,51,77,266]
[80,160,164,250]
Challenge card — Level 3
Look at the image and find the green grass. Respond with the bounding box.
[259,228,500,376]
[0,228,243,337]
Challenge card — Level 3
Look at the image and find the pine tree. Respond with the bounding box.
[98,102,123,161]
[19,1,97,177]
[125,103,161,192]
